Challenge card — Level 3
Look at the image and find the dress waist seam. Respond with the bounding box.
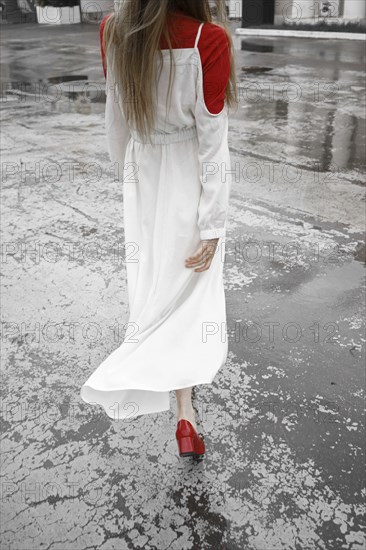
[130,125,198,145]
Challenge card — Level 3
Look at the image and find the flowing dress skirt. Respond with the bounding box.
[80,129,228,420]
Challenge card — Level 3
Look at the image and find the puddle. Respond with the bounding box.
[241,66,273,74]
[237,36,366,65]
[354,242,366,264]
[2,74,106,106]
[6,43,27,51]
[46,75,105,102]
[51,81,105,103]
[291,261,365,307]
[5,40,39,51]
[236,98,365,173]
[47,75,89,85]
[241,41,274,53]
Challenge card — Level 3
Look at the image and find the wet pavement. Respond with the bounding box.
[1,21,365,550]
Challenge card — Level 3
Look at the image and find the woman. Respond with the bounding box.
[80,0,237,459]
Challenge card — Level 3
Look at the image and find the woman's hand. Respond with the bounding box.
[185,238,219,272]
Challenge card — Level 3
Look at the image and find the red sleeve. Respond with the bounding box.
[198,24,231,115]
[99,14,111,80]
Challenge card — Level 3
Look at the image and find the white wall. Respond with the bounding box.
[275,0,294,24]
[343,0,366,20]
[79,0,114,22]
[228,0,242,18]
[274,0,366,24]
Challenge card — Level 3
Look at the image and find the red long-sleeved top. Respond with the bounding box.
[99,11,230,115]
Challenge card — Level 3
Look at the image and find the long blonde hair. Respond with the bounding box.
[103,0,238,140]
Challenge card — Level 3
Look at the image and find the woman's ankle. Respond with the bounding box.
[176,406,197,429]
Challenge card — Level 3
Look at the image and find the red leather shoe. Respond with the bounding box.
[175,419,205,458]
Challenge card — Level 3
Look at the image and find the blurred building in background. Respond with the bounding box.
[0,0,113,24]
[237,0,366,25]
[1,0,365,25]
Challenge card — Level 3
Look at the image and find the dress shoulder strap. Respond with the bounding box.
[194,22,204,49]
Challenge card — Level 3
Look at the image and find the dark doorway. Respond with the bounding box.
[241,0,275,27]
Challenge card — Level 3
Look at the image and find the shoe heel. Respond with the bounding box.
[177,436,195,457]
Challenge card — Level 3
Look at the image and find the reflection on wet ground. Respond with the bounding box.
[234,37,365,175]
[241,66,274,73]
[241,41,274,53]
[1,21,365,550]
[1,25,365,176]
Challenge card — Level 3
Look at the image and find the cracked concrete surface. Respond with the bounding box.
[1,21,365,550]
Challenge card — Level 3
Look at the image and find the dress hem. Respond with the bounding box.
[80,376,220,395]
[79,372,223,420]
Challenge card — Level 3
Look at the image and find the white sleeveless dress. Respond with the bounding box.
[80,22,232,420]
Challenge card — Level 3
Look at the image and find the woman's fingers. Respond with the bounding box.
[185,239,219,271]
[185,246,208,267]
[194,255,213,272]
[185,245,211,266]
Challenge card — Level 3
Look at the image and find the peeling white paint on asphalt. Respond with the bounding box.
[1,23,365,550]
